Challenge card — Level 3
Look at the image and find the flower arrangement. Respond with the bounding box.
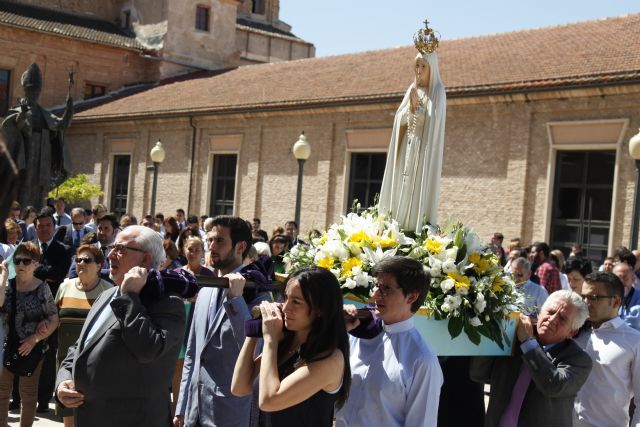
[285,206,521,349]
[411,221,520,349]
[284,206,414,301]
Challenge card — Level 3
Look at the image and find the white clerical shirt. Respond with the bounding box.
[573,316,640,427]
[334,317,443,427]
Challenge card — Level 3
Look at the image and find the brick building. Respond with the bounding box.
[65,14,640,262]
[0,0,314,115]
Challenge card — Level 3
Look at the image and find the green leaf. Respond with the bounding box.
[489,319,505,350]
[448,316,463,338]
[464,322,482,345]
[453,227,464,248]
[476,324,492,340]
[48,174,104,204]
[456,244,467,263]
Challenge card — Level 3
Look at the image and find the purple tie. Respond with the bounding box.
[501,364,532,427]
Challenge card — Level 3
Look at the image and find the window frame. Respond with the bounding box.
[209,153,238,216]
[195,5,210,32]
[346,151,387,213]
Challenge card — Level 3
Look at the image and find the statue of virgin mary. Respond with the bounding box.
[378,22,446,233]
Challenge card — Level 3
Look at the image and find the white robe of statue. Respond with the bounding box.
[378,52,446,233]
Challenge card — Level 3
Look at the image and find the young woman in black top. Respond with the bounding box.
[232,267,350,427]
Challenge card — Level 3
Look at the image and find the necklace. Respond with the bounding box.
[407,88,427,141]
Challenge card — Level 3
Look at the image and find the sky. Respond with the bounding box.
[279,1,640,57]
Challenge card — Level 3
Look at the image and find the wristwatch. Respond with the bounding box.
[33,335,39,344]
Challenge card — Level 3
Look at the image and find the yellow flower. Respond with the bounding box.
[491,276,504,293]
[319,232,328,245]
[348,231,371,247]
[447,271,471,291]
[424,237,445,254]
[468,252,481,264]
[469,252,489,274]
[340,257,363,278]
[379,237,398,249]
[317,257,334,270]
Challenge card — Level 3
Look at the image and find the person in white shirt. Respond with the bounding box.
[510,257,548,316]
[336,256,443,427]
[574,271,640,427]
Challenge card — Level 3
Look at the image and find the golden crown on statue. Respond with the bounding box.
[414,19,440,54]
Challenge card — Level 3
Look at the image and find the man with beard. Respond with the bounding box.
[174,216,271,427]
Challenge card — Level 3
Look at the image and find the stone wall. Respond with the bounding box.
[163,0,239,70]
[65,84,640,254]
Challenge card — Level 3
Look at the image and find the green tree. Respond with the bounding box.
[48,174,104,204]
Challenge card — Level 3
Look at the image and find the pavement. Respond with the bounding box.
[4,386,491,426]
[8,402,61,426]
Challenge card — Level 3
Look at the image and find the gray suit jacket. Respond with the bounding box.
[56,287,186,427]
[176,286,270,427]
[470,339,592,427]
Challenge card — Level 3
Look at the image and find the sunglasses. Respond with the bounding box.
[76,257,95,264]
[14,257,33,266]
[72,222,84,226]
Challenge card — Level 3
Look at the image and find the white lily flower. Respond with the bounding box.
[455,285,469,296]
[442,260,457,274]
[469,317,482,327]
[440,278,455,292]
[362,245,397,265]
[343,278,357,289]
[474,293,487,313]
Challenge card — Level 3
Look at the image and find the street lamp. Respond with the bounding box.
[292,132,311,229]
[149,139,166,216]
[629,128,640,249]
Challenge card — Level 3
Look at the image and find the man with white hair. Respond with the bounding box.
[55,225,186,427]
[471,290,592,427]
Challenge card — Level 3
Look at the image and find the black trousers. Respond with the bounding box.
[37,330,58,406]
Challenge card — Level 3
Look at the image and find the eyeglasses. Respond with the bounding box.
[372,284,400,297]
[72,222,84,226]
[76,257,96,264]
[14,258,33,266]
[107,244,146,256]
[581,294,616,302]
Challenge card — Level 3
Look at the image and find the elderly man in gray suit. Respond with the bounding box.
[470,290,593,427]
[55,225,186,427]
[174,216,270,427]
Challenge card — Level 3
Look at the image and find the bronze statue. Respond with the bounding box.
[2,63,73,208]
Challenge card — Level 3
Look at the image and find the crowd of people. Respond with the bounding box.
[0,200,639,426]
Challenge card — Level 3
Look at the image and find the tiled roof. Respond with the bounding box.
[76,13,640,120]
[0,1,147,51]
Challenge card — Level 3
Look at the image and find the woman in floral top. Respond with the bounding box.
[0,242,58,426]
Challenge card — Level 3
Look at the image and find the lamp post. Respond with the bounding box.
[149,139,166,216]
[629,128,640,249]
[292,132,311,229]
